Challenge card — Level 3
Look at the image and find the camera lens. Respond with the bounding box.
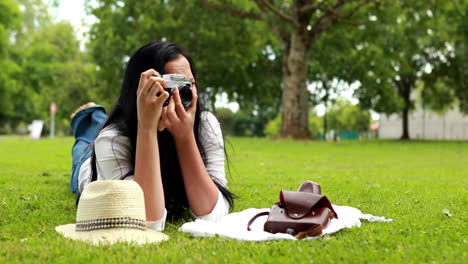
[179,85,192,108]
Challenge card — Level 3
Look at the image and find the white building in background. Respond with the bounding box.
[379,107,468,140]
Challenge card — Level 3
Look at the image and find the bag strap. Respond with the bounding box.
[247,211,269,231]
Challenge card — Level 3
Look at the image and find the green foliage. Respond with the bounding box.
[305,0,466,139]
[347,0,464,113]
[230,110,255,136]
[9,20,99,133]
[215,107,274,137]
[265,112,324,138]
[422,0,468,113]
[0,0,20,29]
[304,0,466,137]
[265,112,319,138]
[1,0,464,139]
[214,108,235,136]
[265,101,369,138]
[264,113,281,138]
[0,137,466,263]
[0,0,20,125]
[86,0,281,114]
[417,81,455,114]
[327,100,371,133]
[0,0,100,134]
[308,112,323,135]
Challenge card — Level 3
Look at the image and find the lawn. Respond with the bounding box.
[0,137,466,263]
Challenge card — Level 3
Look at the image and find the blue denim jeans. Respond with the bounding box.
[70,105,107,194]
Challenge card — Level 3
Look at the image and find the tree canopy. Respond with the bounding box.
[0,0,21,124]
[85,0,281,111]
[342,0,467,139]
[1,0,98,134]
[0,0,465,140]
[202,0,381,138]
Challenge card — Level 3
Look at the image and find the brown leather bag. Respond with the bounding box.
[247,181,338,239]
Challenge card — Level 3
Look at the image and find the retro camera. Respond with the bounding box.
[154,74,193,108]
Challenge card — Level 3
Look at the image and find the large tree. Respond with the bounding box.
[345,0,466,139]
[202,0,378,138]
[423,0,467,114]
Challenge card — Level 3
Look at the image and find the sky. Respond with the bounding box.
[49,1,377,119]
[50,0,94,50]
[52,0,88,25]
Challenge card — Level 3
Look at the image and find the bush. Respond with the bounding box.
[215,108,235,136]
[264,112,323,138]
[216,108,273,137]
[264,114,281,137]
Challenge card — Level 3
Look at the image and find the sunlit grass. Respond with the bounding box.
[0,137,466,263]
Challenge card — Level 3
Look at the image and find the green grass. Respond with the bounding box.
[0,137,466,263]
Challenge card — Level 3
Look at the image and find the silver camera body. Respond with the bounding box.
[155,74,193,108]
[162,74,192,90]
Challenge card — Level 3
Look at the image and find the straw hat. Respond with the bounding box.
[56,180,169,245]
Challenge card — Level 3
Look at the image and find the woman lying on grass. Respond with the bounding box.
[69,41,235,230]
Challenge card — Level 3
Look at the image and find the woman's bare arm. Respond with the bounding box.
[175,133,219,216]
[133,69,169,221]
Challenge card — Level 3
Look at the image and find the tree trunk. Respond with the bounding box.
[323,108,328,141]
[401,105,410,140]
[280,33,311,139]
[400,83,411,140]
[322,82,330,141]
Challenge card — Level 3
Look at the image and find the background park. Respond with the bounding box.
[0,0,466,263]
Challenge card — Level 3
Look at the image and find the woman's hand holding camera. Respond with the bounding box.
[135,69,169,221]
[158,85,198,143]
[136,69,170,132]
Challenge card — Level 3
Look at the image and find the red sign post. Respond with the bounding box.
[50,103,56,138]
[50,103,57,115]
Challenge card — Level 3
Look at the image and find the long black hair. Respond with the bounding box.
[89,40,235,216]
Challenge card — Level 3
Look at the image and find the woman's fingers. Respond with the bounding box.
[147,81,163,101]
[166,97,179,123]
[172,88,186,117]
[143,77,157,98]
[187,86,198,114]
[137,69,159,96]
[138,69,170,99]
[145,76,168,96]
[155,87,170,106]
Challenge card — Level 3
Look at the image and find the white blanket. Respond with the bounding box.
[179,204,392,241]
